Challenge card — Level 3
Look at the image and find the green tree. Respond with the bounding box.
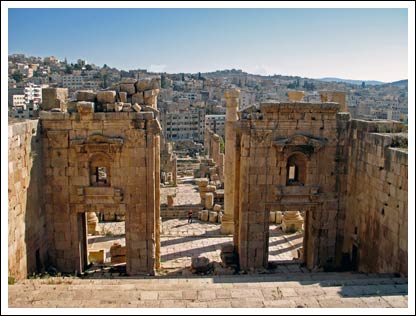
[85,64,93,71]
[11,72,23,83]
[33,70,43,77]
[161,74,167,88]
[65,65,73,74]
[101,73,109,88]
[287,80,297,89]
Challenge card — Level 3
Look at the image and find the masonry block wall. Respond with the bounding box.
[205,128,225,179]
[342,120,408,275]
[8,120,47,280]
[233,101,342,270]
[40,106,160,275]
[160,141,177,185]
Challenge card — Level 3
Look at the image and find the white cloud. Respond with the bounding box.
[246,65,274,76]
[148,64,167,73]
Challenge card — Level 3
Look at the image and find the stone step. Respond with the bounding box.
[9,273,408,308]
[11,272,406,286]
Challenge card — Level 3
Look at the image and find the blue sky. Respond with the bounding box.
[8,8,408,82]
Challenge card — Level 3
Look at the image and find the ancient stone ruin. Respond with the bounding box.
[8,84,408,280]
[9,78,162,277]
[223,89,408,274]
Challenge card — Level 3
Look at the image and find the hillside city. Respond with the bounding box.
[8,53,408,146]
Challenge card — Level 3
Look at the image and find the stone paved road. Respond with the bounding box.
[161,178,201,206]
[8,272,408,308]
[160,219,303,270]
[87,219,303,271]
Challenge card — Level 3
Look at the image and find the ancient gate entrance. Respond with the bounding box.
[40,82,161,275]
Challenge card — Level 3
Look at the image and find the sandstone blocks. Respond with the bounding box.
[97,91,116,104]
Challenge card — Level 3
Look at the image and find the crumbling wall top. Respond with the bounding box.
[259,101,341,114]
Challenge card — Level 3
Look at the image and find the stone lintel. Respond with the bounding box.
[274,134,326,153]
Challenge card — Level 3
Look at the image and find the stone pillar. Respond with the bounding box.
[172,156,177,185]
[275,211,283,224]
[86,212,99,235]
[222,89,240,234]
[155,135,161,270]
[145,129,156,275]
[205,192,214,210]
[204,127,211,156]
[211,135,218,163]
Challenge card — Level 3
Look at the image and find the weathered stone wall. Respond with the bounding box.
[203,128,224,182]
[342,120,407,275]
[40,96,160,275]
[205,128,224,170]
[232,101,342,270]
[8,120,47,280]
[42,88,68,111]
[160,141,177,185]
[319,91,347,112]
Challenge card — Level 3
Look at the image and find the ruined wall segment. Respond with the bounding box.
[8,120,47,280]
[160,141,177,185]
[320,91,347,112]
[203,127,225,182]
[343,120,408,275]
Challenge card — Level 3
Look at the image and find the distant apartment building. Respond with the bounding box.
[386,109,401,121]
[62,75,84,90]
[8,88,24,108]
[9,87,39,119]
[83,70,99,80]
[160,107,206,142]
[185,92,200,102]
[239,90,256,110]
[83,80,100,90]
[24,83,43,108]
[205,114,226,138]
[12,95,26,108]
[9,100,37,119]
[44,56,59,65]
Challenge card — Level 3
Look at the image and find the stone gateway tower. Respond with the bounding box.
[40,79,161,275]
[228,99,343,270]
[224,90,407,274]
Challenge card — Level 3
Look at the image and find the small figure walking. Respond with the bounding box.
[187,210,193,224]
